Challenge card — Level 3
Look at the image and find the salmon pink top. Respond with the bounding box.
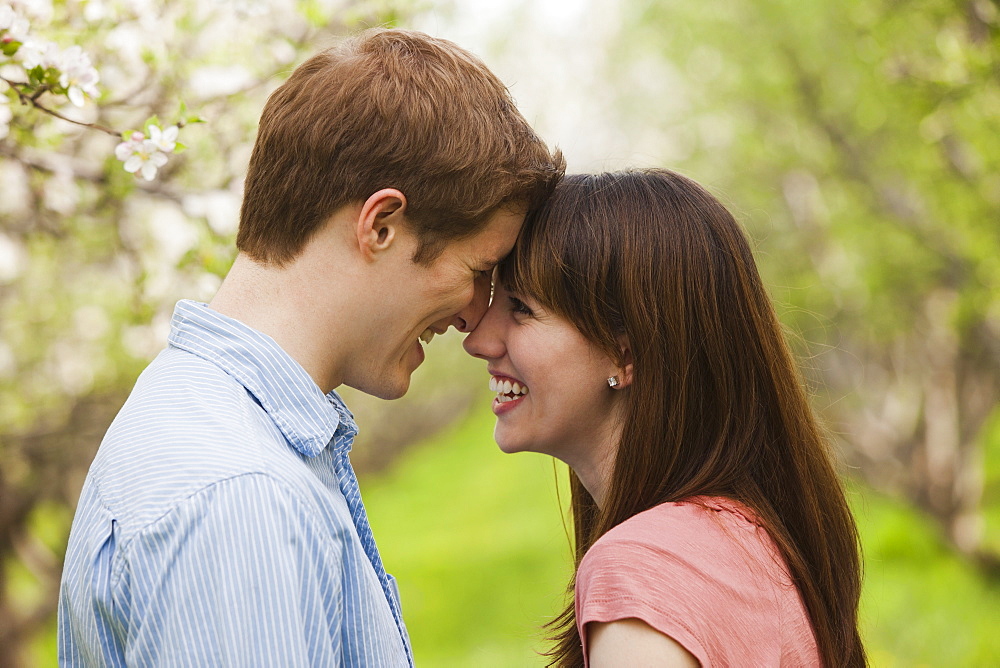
[575,496,820,667]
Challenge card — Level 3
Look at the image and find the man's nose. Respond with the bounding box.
[448,273,491,333]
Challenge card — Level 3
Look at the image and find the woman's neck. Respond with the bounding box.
[563,414,623,509]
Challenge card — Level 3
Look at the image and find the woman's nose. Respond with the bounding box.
[462,301,505,360]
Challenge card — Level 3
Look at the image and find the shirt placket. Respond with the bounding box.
[332,432,413,666]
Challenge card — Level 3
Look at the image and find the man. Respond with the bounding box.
[58,28,564,666]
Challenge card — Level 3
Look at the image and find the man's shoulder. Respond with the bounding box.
[101,345,273,461]
[89,346,321,529]
[125,345,252,411]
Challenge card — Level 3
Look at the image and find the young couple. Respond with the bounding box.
[59,29,865,667]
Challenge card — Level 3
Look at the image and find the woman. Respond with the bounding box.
[463,169,865,667]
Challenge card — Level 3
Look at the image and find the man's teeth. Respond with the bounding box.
[419,328,435,344]
[489,375,529,397]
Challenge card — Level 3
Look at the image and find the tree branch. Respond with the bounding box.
[0,143,184,203]
[2,75,120,136]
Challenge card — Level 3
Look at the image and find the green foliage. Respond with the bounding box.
[610,0,1000,554]
[613,0,999,340]
[981,407,1000,553]
[1,39,22,57]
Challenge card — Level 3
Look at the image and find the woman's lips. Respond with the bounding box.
[489,374,528,415]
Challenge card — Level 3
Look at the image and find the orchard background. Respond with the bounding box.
[2,0,998,665]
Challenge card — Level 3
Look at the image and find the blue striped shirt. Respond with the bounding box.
[58,300,412,666]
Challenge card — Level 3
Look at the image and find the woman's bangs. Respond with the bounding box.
[498,204,569,312]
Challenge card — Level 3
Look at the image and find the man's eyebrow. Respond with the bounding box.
[478,256,503,268]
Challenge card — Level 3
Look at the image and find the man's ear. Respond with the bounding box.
[613,334,634,389]
[357,188,407,260]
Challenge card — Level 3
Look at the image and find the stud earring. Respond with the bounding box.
[607,376,619,388]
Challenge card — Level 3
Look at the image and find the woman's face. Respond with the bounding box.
[462,282,623,471]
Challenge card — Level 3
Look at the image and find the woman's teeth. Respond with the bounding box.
[489,375,529,400]
[419,328,435,344]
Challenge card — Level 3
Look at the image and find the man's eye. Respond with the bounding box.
[509,296,533,316]
[477,269,495,301]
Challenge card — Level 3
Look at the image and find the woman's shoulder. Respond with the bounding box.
[576,497,819,666]
[587,495,769,559]
[578,495,793,606]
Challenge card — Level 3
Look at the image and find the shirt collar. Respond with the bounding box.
[167,300,358,457]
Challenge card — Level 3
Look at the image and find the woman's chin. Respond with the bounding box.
[494,428,531,455]
[497,442,524,455]
[495,436,520,454]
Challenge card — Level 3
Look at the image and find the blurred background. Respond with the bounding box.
[1,0,998,665]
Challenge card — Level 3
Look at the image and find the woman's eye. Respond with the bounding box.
[509,296,533,316]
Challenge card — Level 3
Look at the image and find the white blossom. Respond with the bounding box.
[116,125,175,181]
[0,4,31,43]
[82,0,107,23]
[16,36,60,69]
[147,123,178,152]
[0,4,14,29]
[8,0,52,23]
[114,130,145,160]
[56,45,100,106]
[128,142,168,181]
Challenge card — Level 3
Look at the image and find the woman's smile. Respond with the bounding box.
[489,374,529,414]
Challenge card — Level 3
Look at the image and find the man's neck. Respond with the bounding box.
[210,252,356,394]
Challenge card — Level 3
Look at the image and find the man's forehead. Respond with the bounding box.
[449,206,523,265]
[485,208,525,246]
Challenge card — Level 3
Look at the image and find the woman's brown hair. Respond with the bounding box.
[499,170,865,667]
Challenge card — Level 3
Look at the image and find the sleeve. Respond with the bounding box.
[123,474,344,666]
[576,535,715,666]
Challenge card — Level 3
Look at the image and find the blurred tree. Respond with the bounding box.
[0,0,439,663]
[611,0,999,563]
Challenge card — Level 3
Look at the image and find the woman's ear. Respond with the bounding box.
[356,188,406,260]
[613,334,634,389]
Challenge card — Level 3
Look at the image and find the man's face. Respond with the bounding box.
[346,206,525,400]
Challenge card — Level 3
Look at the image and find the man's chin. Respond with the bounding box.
[377,382,410,401]
[347,374,411,401]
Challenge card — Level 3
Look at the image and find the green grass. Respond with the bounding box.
[362,403,573,666]
[363,405,1000,667]
[855,485,1000,667]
